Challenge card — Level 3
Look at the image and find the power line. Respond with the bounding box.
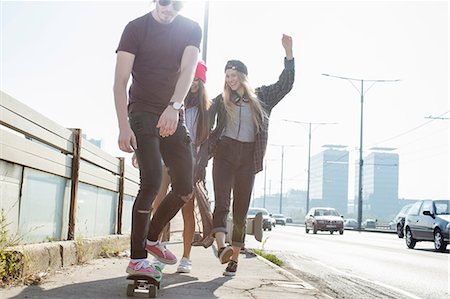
[369,110,450,147]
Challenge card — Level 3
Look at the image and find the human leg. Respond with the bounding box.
[230,157,255,257]
[128,112,163,260]
[146,122,194,264]
[211,138,236,264]
[224,140,255,276]
[176,194,195,273]
[181,195,195,258]
[153,166,171,242]
[152,166,171,211]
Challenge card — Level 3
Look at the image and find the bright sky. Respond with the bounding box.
[1,1,449,201]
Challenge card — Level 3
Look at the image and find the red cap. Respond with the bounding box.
[195,60,207,83]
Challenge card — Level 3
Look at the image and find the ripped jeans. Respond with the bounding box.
[129,112,193,259]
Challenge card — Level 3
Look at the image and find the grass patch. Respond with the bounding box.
[252,249,284,267]
[251,237,284,267]
[0,209,24,286]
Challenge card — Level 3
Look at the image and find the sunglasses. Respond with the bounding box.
[158,0,183,11]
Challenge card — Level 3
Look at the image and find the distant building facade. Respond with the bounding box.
[309,145,349,215]
[355,148,399,219]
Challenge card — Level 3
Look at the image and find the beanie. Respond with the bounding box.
[224,60,248,76]
[195,60,207,83]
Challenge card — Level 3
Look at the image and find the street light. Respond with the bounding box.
[268,144,301,214]
[322,73,400,230]
[283,120,337,215]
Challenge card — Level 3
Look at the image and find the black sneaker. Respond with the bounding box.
[217,246,233,264]
[223,260,238,276]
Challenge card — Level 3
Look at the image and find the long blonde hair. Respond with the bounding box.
[223,72,266,133]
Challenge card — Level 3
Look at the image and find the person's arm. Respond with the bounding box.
[113,51,137,153]
[257,34,295,110]
[157,45,199,137]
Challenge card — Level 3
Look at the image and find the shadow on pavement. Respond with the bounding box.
[7,273,232,299]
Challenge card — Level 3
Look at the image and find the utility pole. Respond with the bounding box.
[201,2,209,62]
[424,115,450,120]
[269,144,301,214]
[283,120,337,214]
[279,145,284,214]
[263,159,267,208]
[322,74,400,230]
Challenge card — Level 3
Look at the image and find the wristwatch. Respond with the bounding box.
[168,101,183,111]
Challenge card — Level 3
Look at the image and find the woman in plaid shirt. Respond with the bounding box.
[209,34,295,276]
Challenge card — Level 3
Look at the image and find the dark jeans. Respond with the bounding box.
[212,136,255,248]
[129,112,193,259]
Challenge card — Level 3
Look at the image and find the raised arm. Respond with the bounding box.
[257,34,295,111]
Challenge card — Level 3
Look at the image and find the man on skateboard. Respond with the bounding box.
[114,0,202,279]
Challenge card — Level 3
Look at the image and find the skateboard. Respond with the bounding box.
[245,212,263,242]
[126,274,161,298]
[252,212,263,242]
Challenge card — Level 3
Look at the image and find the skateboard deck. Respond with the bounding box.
[252,212,263,242]
[244,212,263,242]
[126,274,161,298]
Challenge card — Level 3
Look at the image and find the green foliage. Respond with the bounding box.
[251,236,284,267]
[252,248,284,267]
[0,209,23,286]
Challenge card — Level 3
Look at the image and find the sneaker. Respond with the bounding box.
[146,240,177,265]
[151,258,166,272]
[223,260,238,276]
[126,259,162,279]
[177,257,192,273]
[217,246,233,264]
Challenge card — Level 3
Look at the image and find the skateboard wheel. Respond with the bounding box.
[127,284,135,296]
[148,285,158,298]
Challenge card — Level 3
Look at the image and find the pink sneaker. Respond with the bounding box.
[146,240,177,265]
[126,259,161,279]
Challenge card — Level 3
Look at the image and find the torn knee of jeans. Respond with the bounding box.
[180,192,194,203]
[137,209,151,214]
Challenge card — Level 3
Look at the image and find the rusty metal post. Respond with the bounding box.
[68,128,81,240]
[117,157,125,234]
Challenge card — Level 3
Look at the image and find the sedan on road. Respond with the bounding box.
[272,214,287,226]
[305,207,344,235]
[404,199,450,252]
[393,203,413,238]
[248,208,273,231]
[344,218,358,229]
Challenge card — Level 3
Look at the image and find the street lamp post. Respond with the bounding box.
[284,120,337,215]
[201,2,209,62]
[322,74,400,230]
[279,145,284,214]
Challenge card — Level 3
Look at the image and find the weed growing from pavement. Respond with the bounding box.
[251,236,284,267]
[0,209,24,286]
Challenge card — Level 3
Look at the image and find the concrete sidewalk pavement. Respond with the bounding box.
[3,239,331,299]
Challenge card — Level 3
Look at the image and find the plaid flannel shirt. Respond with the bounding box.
[209,58,295,174]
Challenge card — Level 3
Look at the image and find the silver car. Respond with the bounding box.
[404,199,450,252]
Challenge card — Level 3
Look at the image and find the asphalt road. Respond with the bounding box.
[246,225,449,299]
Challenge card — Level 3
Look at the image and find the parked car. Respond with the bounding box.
[286,217,293,224]
[247,208,273,231]
[344,218,358,229]
[393,204,413,238]
[272,214,287,226]
[404,199,450,252]
[305,207,344,235]
[362,218,377,229]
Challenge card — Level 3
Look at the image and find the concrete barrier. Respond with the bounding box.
[5,235,130,282]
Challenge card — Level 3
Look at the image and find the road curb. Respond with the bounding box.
[250,249,334,299]
[5,235,130,282]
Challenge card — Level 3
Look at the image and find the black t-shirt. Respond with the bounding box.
[117,13,202,115]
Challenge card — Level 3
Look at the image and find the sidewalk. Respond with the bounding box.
[3,238,331,299]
